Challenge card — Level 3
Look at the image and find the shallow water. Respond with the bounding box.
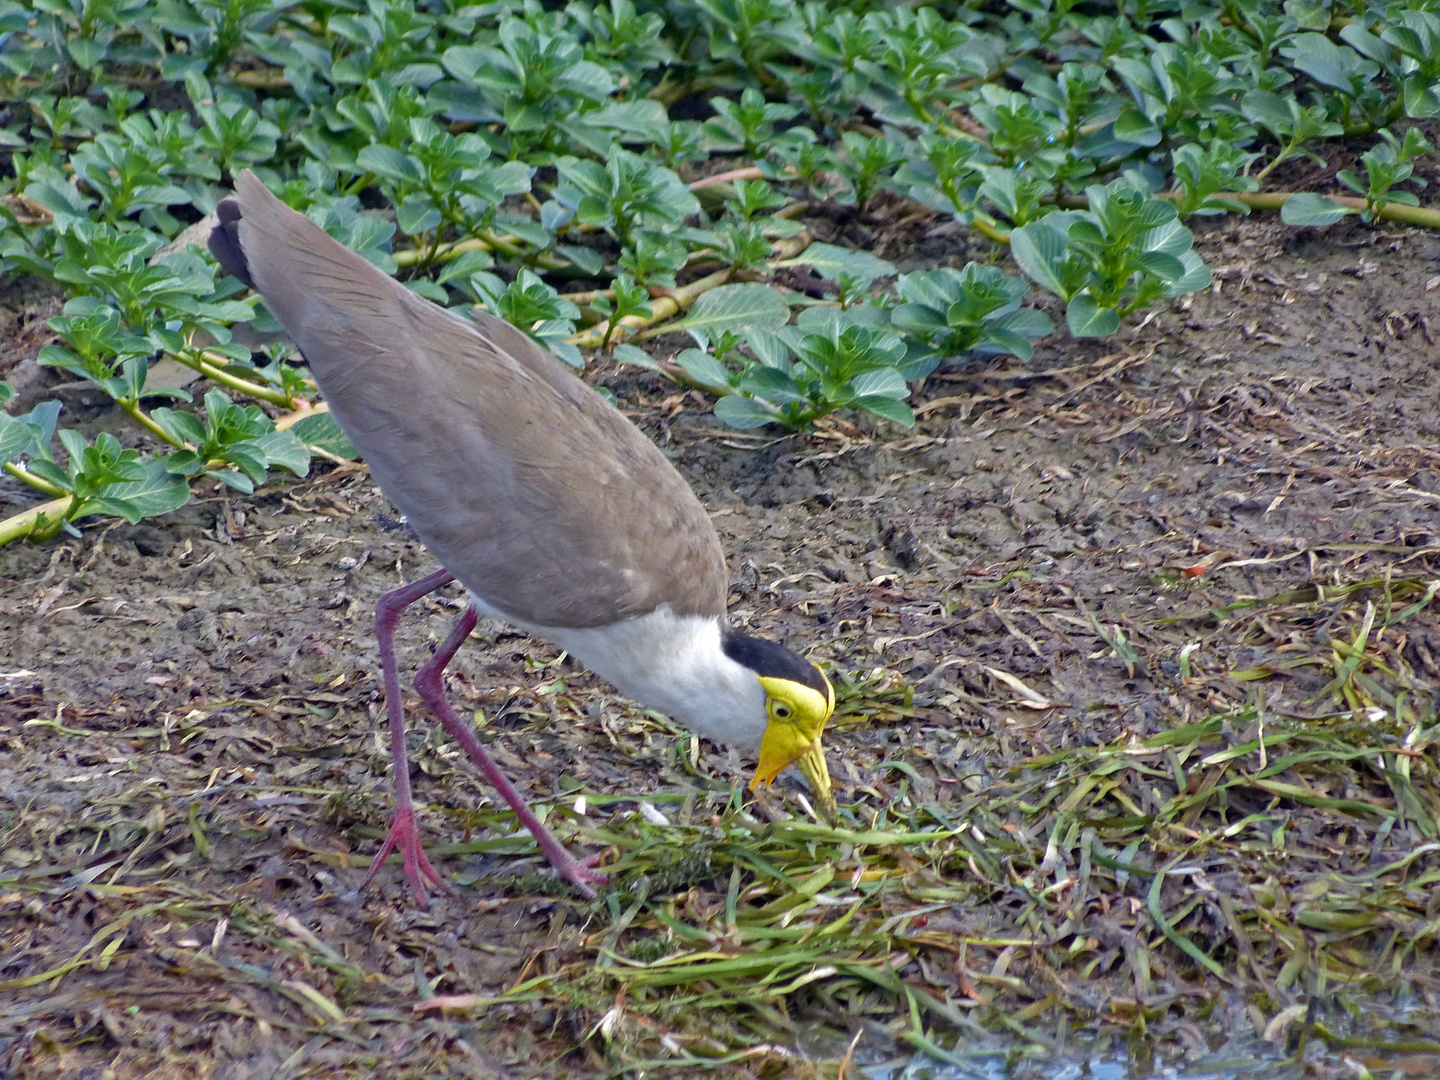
[861,998,1439,1080]
[874,1043,1298,1080]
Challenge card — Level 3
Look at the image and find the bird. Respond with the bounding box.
[208,170,836,905]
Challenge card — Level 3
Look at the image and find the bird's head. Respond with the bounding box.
[721,630,837,821]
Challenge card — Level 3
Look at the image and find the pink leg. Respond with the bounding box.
[413,610,606,899]
[358,568,457,908]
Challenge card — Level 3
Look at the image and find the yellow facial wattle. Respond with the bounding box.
[749,670,837,822]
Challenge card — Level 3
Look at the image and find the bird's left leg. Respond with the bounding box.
[412,610,606,899]
[358,567,457,908]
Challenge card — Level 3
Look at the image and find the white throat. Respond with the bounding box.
[469,597,768,751]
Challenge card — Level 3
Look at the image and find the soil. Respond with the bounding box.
[1,208,1438,1079]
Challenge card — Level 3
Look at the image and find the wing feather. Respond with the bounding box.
[216,171,727,627]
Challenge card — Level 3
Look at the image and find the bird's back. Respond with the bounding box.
[210,171,728,629]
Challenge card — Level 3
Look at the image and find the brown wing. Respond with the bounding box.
[216,171,727,628]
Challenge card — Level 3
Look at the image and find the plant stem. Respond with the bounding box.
[1053,189,1440,231]
[1252,141,1296,183]
[392,232,570,271]
[0,495,72,547]
[970,215,1012,245]
[393,236,494,268]
[1190,191,1440,229]
[572,268,733,348]
[273,399,330,432]
[170,351,297,407]
[3,461,67,498]
[119,400,182,447]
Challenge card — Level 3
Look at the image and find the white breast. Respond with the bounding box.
[469,596,768,751]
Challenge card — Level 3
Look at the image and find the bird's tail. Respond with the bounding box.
[208,198,254,290]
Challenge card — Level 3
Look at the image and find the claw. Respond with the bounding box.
[360,804,457,909]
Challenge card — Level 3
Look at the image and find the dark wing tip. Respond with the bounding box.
[208,198,254,289]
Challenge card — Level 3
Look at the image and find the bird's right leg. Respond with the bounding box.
[358,567,457,908]
[412,615,606,899]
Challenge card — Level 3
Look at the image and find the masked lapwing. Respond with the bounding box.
[208,171,836,904]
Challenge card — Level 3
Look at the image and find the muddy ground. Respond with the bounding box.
[0,209,1438,1079]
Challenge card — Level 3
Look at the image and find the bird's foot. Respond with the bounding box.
[553,849,608,898]
[357,805,457,910]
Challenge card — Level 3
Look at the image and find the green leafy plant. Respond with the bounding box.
[703,87,813,159]
[554,146,699,248]
[441,16,614,155]
[0,419,189,543]
[591,273,653,350]
[893,132,986,223]
[1170,142,1260,217]
[1336,127,1433,219]
[1380,11,1440,119]
[617,232,689,289]
[469,269,586,367]
[680,313,919,431]
[1242,89,1346,180]
[1283,127,1434,226]
[153,389,310,495]
[1010,180,1211,337]
[355,117,535,258]
[3,0,1439,550]
[1281,30,1393,128]
[835,131,906,210]
[890,264,1054,364]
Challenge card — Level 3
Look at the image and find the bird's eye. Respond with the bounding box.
[772,703,792,719]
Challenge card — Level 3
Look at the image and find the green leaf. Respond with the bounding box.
[611,344,661,370]
[982,325,1036,362]
[1280,193,1352,226]
[739,366,807,404]
[1240,89,1293,131]
[851,395,915,427]
[151,407,207,447]
[1010,221,1075,300]
[1402,75,1440,119]
[406,279,449,303]
[253,430,311,477]
[744,328,792,370]
[1284,0,1332,31]
[396,194,441,235]
[92,458,191,520]
[665,284,790,341]
[1113,106,1161,147]
[1284,33,1379,94]
[207,468,255,494]
[556,245,604,275]
[1164,251,1214,297]
[1139,219,1195,257]
[676,348,735,391]
[713,394,780,429]
[585,100,669,137]
[68,37,107,69]
[774,243,896,288]
[1066,295,1120,338]
[848,368,909,399]
[356,144,423,185]
[1136,251,1186,282]
[288,413,359,461]
[0,414,43,465]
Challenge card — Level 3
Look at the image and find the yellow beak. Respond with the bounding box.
[748,677,838,824]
